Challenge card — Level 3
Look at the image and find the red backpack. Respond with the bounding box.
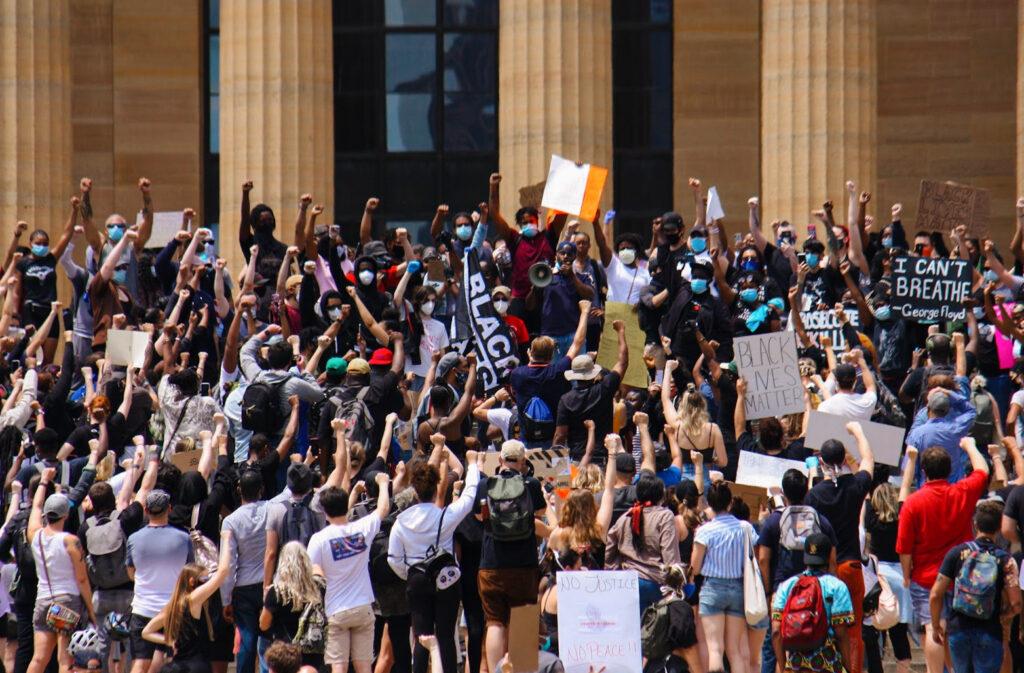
[780,575,829,652]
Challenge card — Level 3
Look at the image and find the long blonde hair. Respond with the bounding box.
[272,542,323,610]
[570,464,603,493]
[163,564,206,648]
[871,483,898,524]
[677,384,710,438]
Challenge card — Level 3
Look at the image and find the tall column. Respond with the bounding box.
[1019,0,1024,203]
[0,0,72,241]
[761,0,876,230]
[497,0,613,215]
[218,0,334,275]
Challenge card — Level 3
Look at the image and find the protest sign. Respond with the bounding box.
[452,248,518,392]
[799,308,860,349]
[706,186,725,222]
[916,180,990,238]
[734,332,804,419]
[106,329,150,369]
[729,482,768,517]
[481,447,570,485]
[541,155,608,221]
[596,301,647,389]
[890,255,972,323]
[507,603,540,673]
[557,570,642,673]
[518,180,546,209]
[805,411,906,466]
[736,451,807,489]
[137,211,185,248]
[168,448,202,473]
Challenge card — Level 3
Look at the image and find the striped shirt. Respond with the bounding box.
[693,513,755,579]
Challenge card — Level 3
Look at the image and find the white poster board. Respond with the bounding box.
[736,451,807,489]
[734,332,804,419]
[804,411,905,466]
[542,155,588,214]
[106,329,150,369]
[706,186,725,221]
[137,211,184,248]
[557,570,642,673]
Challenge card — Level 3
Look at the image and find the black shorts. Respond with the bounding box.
[129,613,168,660]
[25,302,59,339]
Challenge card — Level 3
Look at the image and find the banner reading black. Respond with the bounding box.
[890,255,972,323]
[452,248,518,392]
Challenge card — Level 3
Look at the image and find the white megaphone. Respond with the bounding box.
[528,262,553,288]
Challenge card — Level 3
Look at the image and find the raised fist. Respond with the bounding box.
[138,177,151,193]
[365,197,380,212]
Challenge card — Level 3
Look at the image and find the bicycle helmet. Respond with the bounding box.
[104,612,131,641]
[68,626,101,657]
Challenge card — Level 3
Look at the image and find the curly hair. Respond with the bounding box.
[272,542,324,610]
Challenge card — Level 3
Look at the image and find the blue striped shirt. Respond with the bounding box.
[693,513,755,579]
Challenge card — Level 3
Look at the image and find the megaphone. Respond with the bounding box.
[528,262,553,288]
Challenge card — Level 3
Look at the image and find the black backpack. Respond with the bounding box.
[241,378,288,434]
[368,510,402,587]
[641,594,696,661]
[281,494,320,547]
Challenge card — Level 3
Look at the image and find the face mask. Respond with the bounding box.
[358,269,375,286]
[521,224,538,238]
[113,270,127,285]
[493,300,509,314]
[108,227,125,242]
[420,301,435,316]
[874,305,892,321]
[31,244,49,257]
[690,278,708,294]
[740,258,759,272]
[618,248,637,266]
[494,249,511,266]
[767,298,785,313]
[882,236,893,248]
[739,288,758,304]
[984,269,998,284]
[690,236,707,253]
[972,307,985,320]
[455,224,472,241]
[664,232,681,245]
[328,307,341,321]
[805,253,820,268]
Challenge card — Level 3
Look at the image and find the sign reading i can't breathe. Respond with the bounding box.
[891,255,972,323]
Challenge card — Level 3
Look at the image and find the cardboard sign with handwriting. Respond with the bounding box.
[916,180,990,238]
[734,332,804,420]
[168,448,203,473]
[557,570,641,673]
[736,451,807,489]
[481,447,571,485]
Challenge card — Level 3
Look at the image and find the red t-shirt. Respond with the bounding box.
[503,314,529,345]
[895,468,987,587]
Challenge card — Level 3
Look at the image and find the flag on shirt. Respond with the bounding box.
[452,248,518,392]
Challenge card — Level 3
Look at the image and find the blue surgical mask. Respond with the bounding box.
[108,226,124,242]
[690,236,707,253]
[113,269,127,285]
[882,236,893,248]
[984,269,998,284]
[690,278,708,294]
[31,244,49,257]
[739,288,758,304]
[521,224,538,238]
[973,307,985,320]
[456,224,473,241]
[806,253,819,268]
[767,297,785,313]
[740,259,759,272]
[874,305,892,321]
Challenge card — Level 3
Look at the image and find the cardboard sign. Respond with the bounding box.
[557,570,642,673]
[137,211,185,248]
[736,451,807,489]
[507,603,540,673]
[541,155,608,221]
[890,255,972,323]
[596,301,648,390]
[105,329,150,369]
[481,447,571,485]
[916,180,990,238]
[706,186,725,222]
[168,448,202,473]
[799,308,861,349]
[426,259,446,283]
[734,332,804,419]
[729,481,769,514]
[804,411,906,466]
[518,181,546,209]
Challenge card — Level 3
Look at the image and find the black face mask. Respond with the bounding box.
[664,232,681,245]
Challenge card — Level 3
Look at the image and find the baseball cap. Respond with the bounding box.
[804,532,832,566]
[615,453,637,475]
[325,357,348,375]
[368,348,393,367]
[500,439,526,463]
[556,241,577,256]
[437,352,461,380]
[286,463,314,495]
[492,285,512,298]
[43,494,69,522]
[346,358,370,376]
[144,489,170,515]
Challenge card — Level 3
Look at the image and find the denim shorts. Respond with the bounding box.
[910,581,937,625]
[699,577,745,618]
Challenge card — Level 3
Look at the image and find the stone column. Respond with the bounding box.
[218,0,334,275]
[497,0,613,216]
[1019,0,1024,203]
[761,0,876,230]
[0,0,73,242]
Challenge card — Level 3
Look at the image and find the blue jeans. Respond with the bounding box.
[948,628,1003,673]
[761,626,777,673]
[550,333,574,360]
[639,578,662,615]
[233,583,264,673]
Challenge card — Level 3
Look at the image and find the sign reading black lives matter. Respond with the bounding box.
[890,255,972,323]
[734,331,804,420]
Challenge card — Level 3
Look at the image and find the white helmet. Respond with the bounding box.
[68,626,101,657]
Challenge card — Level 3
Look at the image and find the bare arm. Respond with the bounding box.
[487,173,514,241]
[747,198,767,253]
[565,300,592,360]
[661,360,681,427]
[360,198,379,245]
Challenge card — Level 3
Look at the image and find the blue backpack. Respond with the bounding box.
[952,542,1001,620]
[522,396,554,442]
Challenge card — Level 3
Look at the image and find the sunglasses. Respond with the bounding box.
[114,264,129,271]
[106,223,126,230]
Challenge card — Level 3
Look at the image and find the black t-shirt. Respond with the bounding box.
[863,500,899,563]
[555,371,621,463]
[804,470,872,563]
[474,470,546,570]
[763,243,795,300]
[263,579,326,642]
[799,266,843,310]
[1003,485,1024,542]
[352,456,387,486]
[17,254,58,305]
[901,363,956,411]
[611,485,637,528]
[938,539,1013,637]
[244,451,282,503]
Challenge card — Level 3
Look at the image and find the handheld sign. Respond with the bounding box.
[916,180,990,238]
[799,308,860,349]
[541,155,608,221]
[734,332,804,420]
[168,448,203,473]
[890,255,972,323]
[557,570,642,673]
[597,302,647,389]
[106,329,150,369]
[706,186,725,221]
[137,211,186,248]
[804,411,906,466]
[736,451,807,489]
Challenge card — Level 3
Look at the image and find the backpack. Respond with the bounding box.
[281,495,320,547]
[241,378,288,434]
[970,389,996,448]
[83,514,131,589]
[952,542,1002,620]
[310,385,344,436]
[778,506,822,552]
[188,506,219,575]
[35,460,71,488]
[485,475,535,542]
[521,396,554,442]
[332,387,374,446]
[369,511,402,587]
[292,599,327,654]
[641,594,695,661]
[780,575,829,652]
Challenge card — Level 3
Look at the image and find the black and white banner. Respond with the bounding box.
[891,255,972,322]
[452,248,518,392]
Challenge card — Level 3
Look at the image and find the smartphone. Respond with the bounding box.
[797,252,806,264]
[200,382,210,396]
[807,223,817,239]
[733,233,742,245]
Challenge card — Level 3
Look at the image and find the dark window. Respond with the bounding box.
[612,0,673,237]
[203,0,220,229]
[335,0,498,244]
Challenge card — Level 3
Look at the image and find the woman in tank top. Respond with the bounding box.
[662,368,727,482]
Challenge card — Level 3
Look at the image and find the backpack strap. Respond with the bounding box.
[168,395,196,447]
[433,507,448,549]
[37,531,54,598]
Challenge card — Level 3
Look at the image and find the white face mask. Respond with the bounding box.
[420,301,435,316]
[493,300,509,314]
[618,248,637,265]
[328,307,341,321]
[358,270,375,286]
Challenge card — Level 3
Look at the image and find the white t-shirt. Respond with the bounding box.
[604,256,651,305]
[407,318,450,378]
[486,408,514,444]
[817,390,878,421]
[1011,389,1024,446]
[307,514,381,616]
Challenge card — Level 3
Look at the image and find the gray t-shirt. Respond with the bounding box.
[126,525,193,618]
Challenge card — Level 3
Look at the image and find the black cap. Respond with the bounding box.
[804,532,832,566]
[615,453,636,474]
[661,212,683,231]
